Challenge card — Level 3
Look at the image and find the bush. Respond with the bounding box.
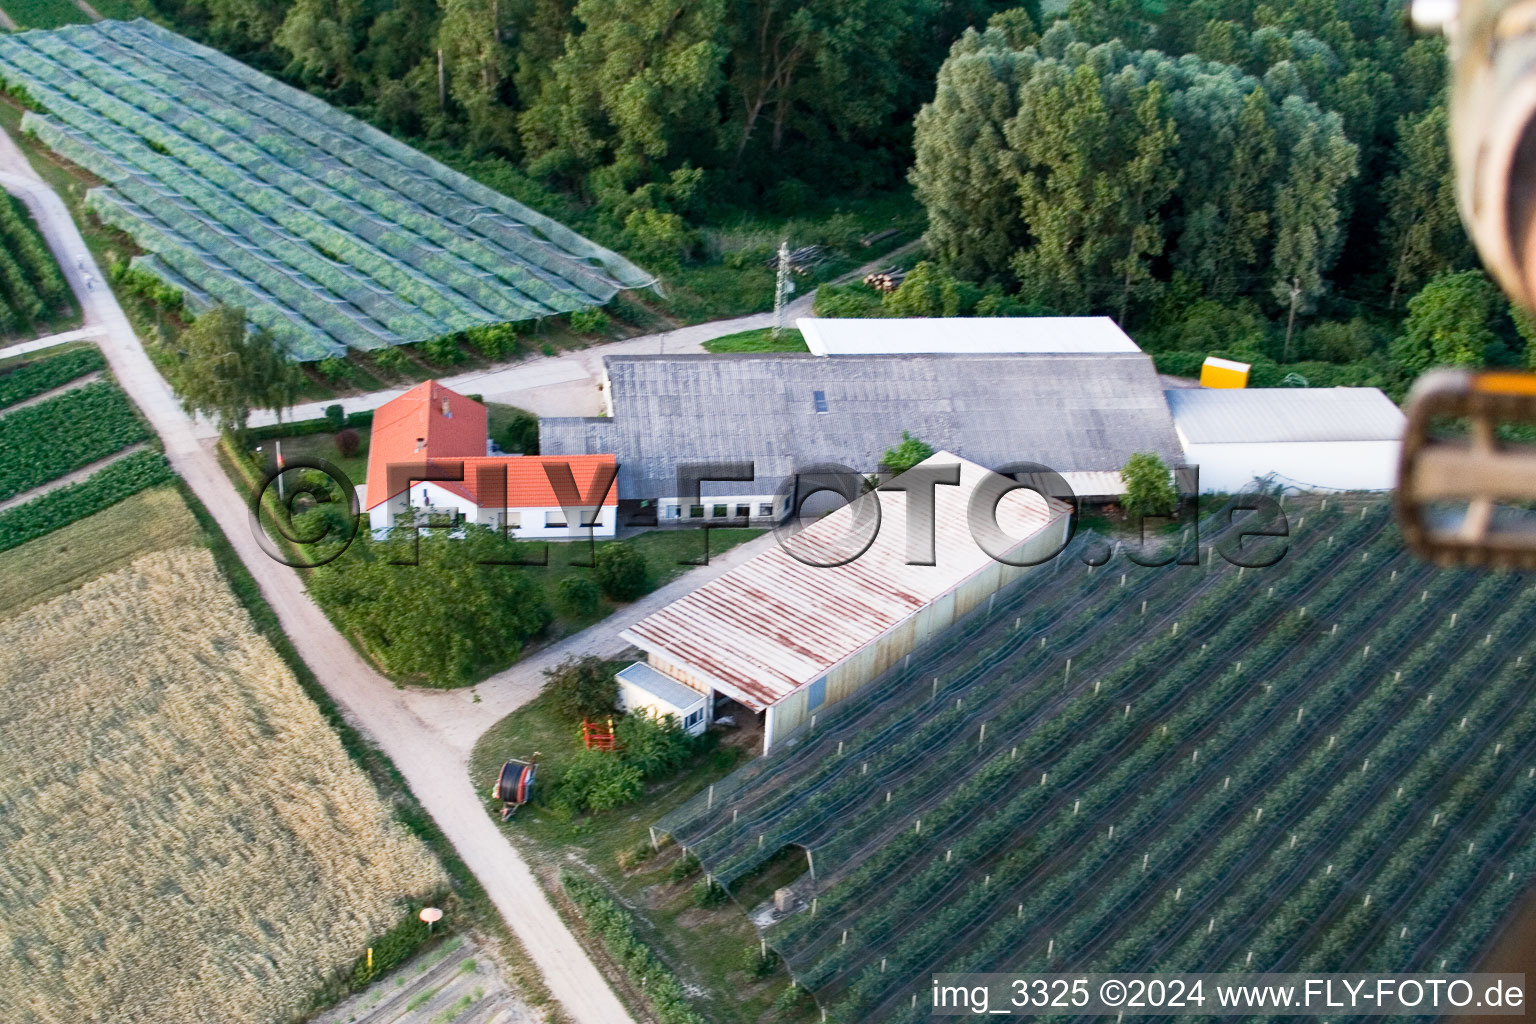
[551,749,644,813]
[334,428,361,458]
[594,544,648,601]
[813,282,886,318]
[317,356,350,382]
[323,403,345,430]
[1152,351,1207,378]
[691,879,728,908]
[739,944,779,979]
[468,323,519,360]
[667,851,701,883]
[491,407,540,454]
[544,655,618,723]
[623,208,695,272]
[1300,317,1381,363]
[569,308,611,334]
[423,335,466,365]
[556,575,602,617]
[615,713,694,779]
[373,347,409,374]
[1122,451,1177,519]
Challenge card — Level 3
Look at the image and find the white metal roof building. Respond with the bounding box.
[796,316,1142,356]
[617,452,1072,751]
[1165,387,1406,493]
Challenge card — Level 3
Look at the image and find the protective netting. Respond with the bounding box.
[655,500,1536,1023]
[0,20,657,360]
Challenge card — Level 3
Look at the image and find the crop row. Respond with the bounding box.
[0,379,149,501]
[770,506,1380,955]
[0,448,172,552]
[0,345,103,408]
[688,505,1370,888]
[0,191,70,334]
[0,23,649,360]
[868,567,1526,1024]
[814,528,1422,1015]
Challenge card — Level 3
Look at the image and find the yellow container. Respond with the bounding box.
[1200,356,1251,389]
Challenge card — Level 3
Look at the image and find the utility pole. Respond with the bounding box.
[1284,276,1301,362]
[774,239,791,338]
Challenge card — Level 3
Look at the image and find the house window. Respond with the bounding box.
[689,504,705,519]
[662,504,681,520]
[506,511,521,528]
[712,503,728,518]
[813,390,828,413]
[545,510,567,528]
[758,503,773,518]
[735,504,751,518]
[683,708,704,730]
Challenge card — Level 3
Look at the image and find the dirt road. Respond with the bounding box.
[0,131,639,1024]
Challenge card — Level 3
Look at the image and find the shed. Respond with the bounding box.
[1164,387,1405,493]
[617,451,1073,752]
[616,662,708,735]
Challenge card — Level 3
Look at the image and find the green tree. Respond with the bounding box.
[307,532,552,686]
[881,431,935,475]
[1008,64,1180,316]
[883,261,969,317]
[544,654,618,722]
[169,304,302,438]
[1121,451,1177,519]
[435,0,520,154]
[520,0,729,189]
[274,0,366,88]
[1381,103,1470,309]
[910,28,1034,284]
[1270,96,1358,359]
[1390,270,1501,377]
[593,543,649,600]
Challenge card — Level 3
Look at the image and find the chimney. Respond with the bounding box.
[415,437,425,452]
[441,397,452,418]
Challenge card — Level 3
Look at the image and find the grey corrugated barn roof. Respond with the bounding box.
[541,352,1184,500]
[1166,388,1405,445]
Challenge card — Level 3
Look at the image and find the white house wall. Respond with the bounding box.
[1182,440,1400,494]
[368,479,617,538]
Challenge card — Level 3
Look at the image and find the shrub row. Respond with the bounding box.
[0,380,150,500]
[0,449,173,552]
[0,346,104,409]
[560,871,709,1024]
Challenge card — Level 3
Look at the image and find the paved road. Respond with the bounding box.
[0,130,639,1024]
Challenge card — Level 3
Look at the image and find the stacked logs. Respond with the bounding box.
[863,267,908,292]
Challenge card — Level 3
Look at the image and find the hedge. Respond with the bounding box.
[560,871,710,1024]
[0,346,105,409]
[246,408,372,442]
[0,449,174,552]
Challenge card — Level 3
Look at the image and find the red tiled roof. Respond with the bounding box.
[366,380,488,510]
[365,381,618,510]
[431,455,619,509]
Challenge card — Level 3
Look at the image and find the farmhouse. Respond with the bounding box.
[1165,387,1406,493]
[616,451,1072,751]
[540,329,1182,521]
[365,380,618,537]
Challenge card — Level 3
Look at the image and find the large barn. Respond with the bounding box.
[616,452,1072,751]
[541,340,1183,522]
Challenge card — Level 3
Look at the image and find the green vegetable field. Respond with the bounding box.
[0,20,654,360]
[0,378,148,500]
[659,500,1536,1022]
[0,192,72,337]
[0,345,102,408]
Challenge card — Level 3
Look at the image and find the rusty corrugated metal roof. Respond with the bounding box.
[620,452,1068,710]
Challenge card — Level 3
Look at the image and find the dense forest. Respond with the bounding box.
[136,0,1524,394]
